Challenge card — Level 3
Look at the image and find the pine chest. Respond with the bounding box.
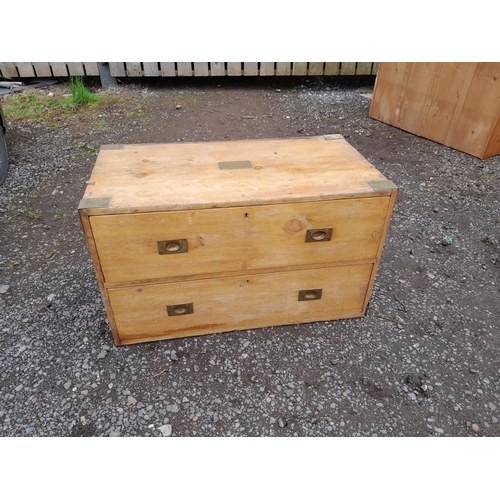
[78,135,397,345]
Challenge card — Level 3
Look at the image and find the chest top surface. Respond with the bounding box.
[79,135,396,215]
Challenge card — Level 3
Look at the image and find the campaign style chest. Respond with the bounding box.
[78,135,397,345]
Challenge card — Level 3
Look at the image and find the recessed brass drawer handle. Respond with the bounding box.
[167,303,194,316]
[305,228,333,242]
[298,289,323,301]
[158,239,188,254]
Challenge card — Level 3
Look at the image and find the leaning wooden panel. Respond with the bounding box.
[371,62,500,159]
[397,62,442,134]
[108,264,373,344]
[446,62,500,158]
[33,62,52,77]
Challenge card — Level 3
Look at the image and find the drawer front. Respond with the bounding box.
[107,264,373,344]
[91,197,389,284]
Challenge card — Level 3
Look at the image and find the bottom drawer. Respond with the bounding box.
[107,264,373,345]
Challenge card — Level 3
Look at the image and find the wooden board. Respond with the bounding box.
[79,136,393,215]
[276,62,291,76]
[260,62,275,76]
[107,264,373,344]
[370,62,500,158]
[160,62,176,77]
[49,62,68,77]
[67,62,85,76]
[292,62,308,76]
[126,62,142,77]
[193,62,209,77]
[89,197,390,285]
[340,62,356,75]
[83,62,99,76]
[356,62,373,75]
[324,63,340,76]
[0,62,19,78]
[308,62,324,75]
[210,62,225,76]
[109,62,126,77]
[227,62,241,76]
[243,62,259,76]
[33,62,52,77]
[177,62,192,77]
[15,62,35,77]
[143,62,159,77]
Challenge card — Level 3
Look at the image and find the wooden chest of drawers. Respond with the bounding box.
[78,135,397,345]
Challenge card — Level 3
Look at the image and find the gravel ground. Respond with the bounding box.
[0,76,499,437]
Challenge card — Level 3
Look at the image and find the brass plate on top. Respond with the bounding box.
[218,161,253,170]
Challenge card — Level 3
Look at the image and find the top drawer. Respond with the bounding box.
[90,197,390,284]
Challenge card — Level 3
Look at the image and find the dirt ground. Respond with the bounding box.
[0,75,499,437]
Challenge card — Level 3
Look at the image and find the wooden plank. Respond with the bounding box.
[67,62,85,76]
[49,62,68,77]
[340,62,356,75]
[372,62,379,75]
[126,62,142,77]
[447,62,500,158]
[90,197,389,284]
[79,136,393,215]
[397,62,442,133]
[308,62,324,75]
[15,62,35,77]
[143,62,159,77]
[177,62,192,77]
[227,62,242,76]
[193,62,209,77]
[108,264,372,344]
[324,62,340,75]
[260,62,275,76]
[109,62,126,77]
[369,62,413,127]
[160,62,176,77]
[276,62,291,76]
[83,62,99,76]
[243,62,258,76]
[416,63,469,145]
[0,62,19,78]
[356,62,373,75]
[443,63,478,149]
[292,62,308,76]
[210,62,225,76]
[33,62,52,77]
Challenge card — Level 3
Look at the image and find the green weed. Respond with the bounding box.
[77,142,99,154]
[68,76,102,106]
[12,204,42,219]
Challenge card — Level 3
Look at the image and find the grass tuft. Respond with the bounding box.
[68,76,102,105]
